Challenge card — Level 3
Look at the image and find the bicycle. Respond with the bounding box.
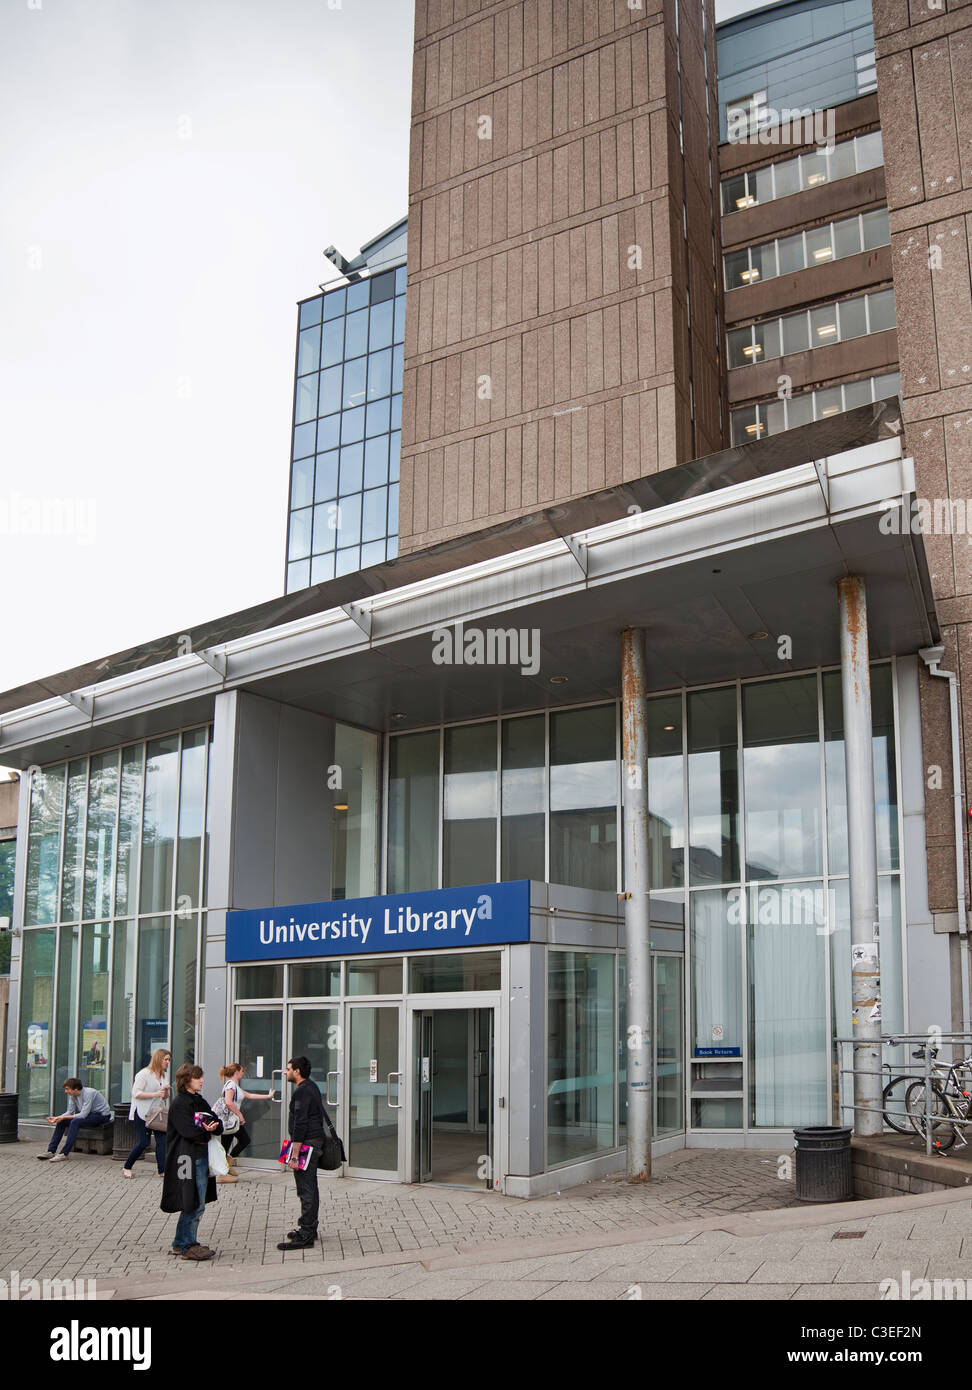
[881,1044,937,1134]
[902,1050,972,1151]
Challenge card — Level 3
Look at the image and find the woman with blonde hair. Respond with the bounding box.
[214,1062,274,1181]
[123,1047,171,1178]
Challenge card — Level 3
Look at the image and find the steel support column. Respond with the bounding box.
[838,577,882,1135]
[621,628,652,1179]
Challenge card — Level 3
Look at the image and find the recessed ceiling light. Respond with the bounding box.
[736,194,756,209]
[813,247,833,260]
[747,630,770,641]
[333,803,348,811]
[740,268,760,282]
[550,675,569,685]
[390,712,407,720]
[663,724,676,731]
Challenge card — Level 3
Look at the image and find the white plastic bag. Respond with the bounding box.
[208,1136,229,1176]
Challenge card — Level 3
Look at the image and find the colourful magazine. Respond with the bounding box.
[279,1140,313,1170]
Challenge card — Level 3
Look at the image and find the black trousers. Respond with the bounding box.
[221,1125,251,1157]
[292,1141,322,1239]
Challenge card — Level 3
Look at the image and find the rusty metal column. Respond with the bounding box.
[838,577,882,1135]
[621,628,652,1179]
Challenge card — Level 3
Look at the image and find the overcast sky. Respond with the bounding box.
[0,0,774,715]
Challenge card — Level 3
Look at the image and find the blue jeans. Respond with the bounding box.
[124,1113,166,1173]
[172,1157,209,1251]
[48,1115,110,1156]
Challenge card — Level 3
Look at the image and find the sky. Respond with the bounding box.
[0,0,777,719]
[0,0,414,706]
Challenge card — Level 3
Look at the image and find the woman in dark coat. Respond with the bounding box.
[160,1063,223,1260]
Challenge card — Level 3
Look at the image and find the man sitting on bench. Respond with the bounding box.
[39,1079,113,1162]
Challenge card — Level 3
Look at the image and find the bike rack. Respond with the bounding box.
[835,1033,972,1158]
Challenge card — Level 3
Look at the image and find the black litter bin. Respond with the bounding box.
[793,1125,853,1202]
[0,1093,17,1143]
[112,1102,139,1162]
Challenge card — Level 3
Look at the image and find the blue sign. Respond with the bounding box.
[226,880,531,962]
[694,1046,742,1058]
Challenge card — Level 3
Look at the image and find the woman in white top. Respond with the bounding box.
[123,1048,171,1178]
[216,1063,274,1180]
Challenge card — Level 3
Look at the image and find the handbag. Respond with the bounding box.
[145,1097,169,1133]
[320,1106,346,1172]
[213,1095,241,1134]
[208,1135,229,1176]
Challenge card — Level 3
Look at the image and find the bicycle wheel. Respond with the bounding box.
[883,1076,918,1134]
[904,1080,957,1151]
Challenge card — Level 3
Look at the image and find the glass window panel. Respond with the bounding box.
[691,889,742,1069]
[873,371,900,400]
[501,715,545,882]
[340,356,366,410]
[722,174,748,213]
[0,838,14,930]
[369,299,394,350]
[550,706,617,892]
[18,929,56,1117]
[786,392,814,428]
[724,248,751,290]
[288,506,312,562]
[139,737,179,914]
[644,696,684,888]
[83,751,119,921]
[547,951,615,1164]
[55,924,80,1087]
[335,546,360,577]
[367,397,391,437]
[370,270,396,304]
[316,414,340,452]
[171,917,197,1068]
[312,502,338,552]
[347,958,402,995]
[750,164,774,203]
[387,485,399,534]
[843,377,872,408]
[322,286,346,320]
[290,455,314,510]
[314,450,339,503]
[108,920,137,1104]
[806,224,835,266]
[135,917,170,1072]
[78,922,110,1094]
[299,297,322,329]
[388,732,440,893]
[727,326,755,369]
[829,138,857,181]
[823,665,898,874]
[815,385,843,418]
[321,317,344,368]
[60,760,87,921]
[867,288,896,333]
[750,240,778,282]
[363,435,389,489]
[390,395,402,431]
[318,365,342,417]
[336,492,362,545]
[115,746,144,917]
[688,687,739,885]
[290,962,341,997]
[339,443,364,495]
[801,149,829,190]
[837,295,868,340]
[292,421,316,461]
[295,374,318,425]
[346,280,369,312]
[810,303,839,347]
[834,215,862,258]
[310,552,335,584]
[385,536,398,561]
[855,130,883,171]
[176,729,207,910]
[360,539,386,568]
[395,266,406,295]
[748,881,829,1125]
[772,155,801,198]
[344,308,368,358]
[443,723,497,889]
[776,231,805,274]
[753,318,780,362]
[341,406,365,444]
[392,344,404,392]
[330,723,379,899]
[394,295,406,344]
[368,347,392,400]
[781,310,810,354]
[762,397,786,435]
[743,675,821,880]
[389,430,401,481]
[25,766,65,926]
[408,952,501,992]
[289,556,310,591]
[297,324,320,376]
[730,406,760,446]
[361,487,388,543]
[235,964,283,999]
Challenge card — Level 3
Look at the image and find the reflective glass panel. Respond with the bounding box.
[344,309,368,359]
[290,455,314,510]
[443,723,497,889]
[330,723,379,900]
[862,208,890,249]
[408,953,501,992]
[176,729,207,910]
[319,365,342,417]
[322,286,346,320]
[109,920,137,1105]
[691,888,742,1063]
[135,917,170,1070]
[776,232,805,274]
[315,450,339,503]
[369,299,394,350]
[322,318,344,367]
[18,929,55,1117]
[288,507,311,562]
[806,225,834,265]
[781,310,810,354]
[550,706,617,893]
[823,665,898,874]
[25,765,65,926]
[743,676,821,880]
[688,686,739,886]
[55,924,80,1086]
[172,917,197,1067]
[313,501,338,553]
[867,288,896,333]
[115,746,144,917]
[140,737,179,913]
[834,215,862,258]
[77,922,110,1095]
[60,760,87,922]
[83,751,119,922]
[299,297,322,329]
[645,695,683,888]
[388,732,440,893]
[810,303,839,347]
[501,715,545,882]
[297,324,320,376]
[346,959,403,995]
[290,962,341,997]
[235,964,283,998]
[728,326,754,368]
[837,295,868,340]
[547,951,615,1164]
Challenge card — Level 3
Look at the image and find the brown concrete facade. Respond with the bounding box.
[399,0,725,554]
[873,0,972,945]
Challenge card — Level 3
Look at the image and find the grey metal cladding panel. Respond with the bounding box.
[230,694,280,910]
[205,691,238,913]
[273,706,334,907]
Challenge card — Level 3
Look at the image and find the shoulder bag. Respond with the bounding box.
[213,1090,241,1134]
[320,1106,347,1171]
[145,1085,169,1133]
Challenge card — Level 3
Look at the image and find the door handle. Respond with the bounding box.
[325,1070,340,1107]
[270,1068,284,1102]
[386,1071,403,1110]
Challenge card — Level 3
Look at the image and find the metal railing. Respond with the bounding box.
[835,1033,972,1157]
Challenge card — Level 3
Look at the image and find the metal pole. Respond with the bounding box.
[621,628,651,1180]
[838,577,882,1136]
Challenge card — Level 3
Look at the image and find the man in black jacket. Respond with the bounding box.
[277,1055,326,1250]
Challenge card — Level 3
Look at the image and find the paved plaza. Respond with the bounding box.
[3,1138,972,1300]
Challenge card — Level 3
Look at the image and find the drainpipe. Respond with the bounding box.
[621,628,652,1180]
[919,645,969,1039]
[838,578,882,1135]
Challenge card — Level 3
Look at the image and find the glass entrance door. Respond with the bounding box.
[654,954,684,1137]
[346,1004,402,1177]
[237,1007,283,1159]
[413,1005,494,1188]
[287,1004,342,1155]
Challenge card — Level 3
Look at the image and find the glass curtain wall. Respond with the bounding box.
[18,726,212,1116]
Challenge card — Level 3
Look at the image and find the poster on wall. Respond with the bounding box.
[139,1018,169,1069]
[82,1019,107,1077]
[26,1022,49,1068]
